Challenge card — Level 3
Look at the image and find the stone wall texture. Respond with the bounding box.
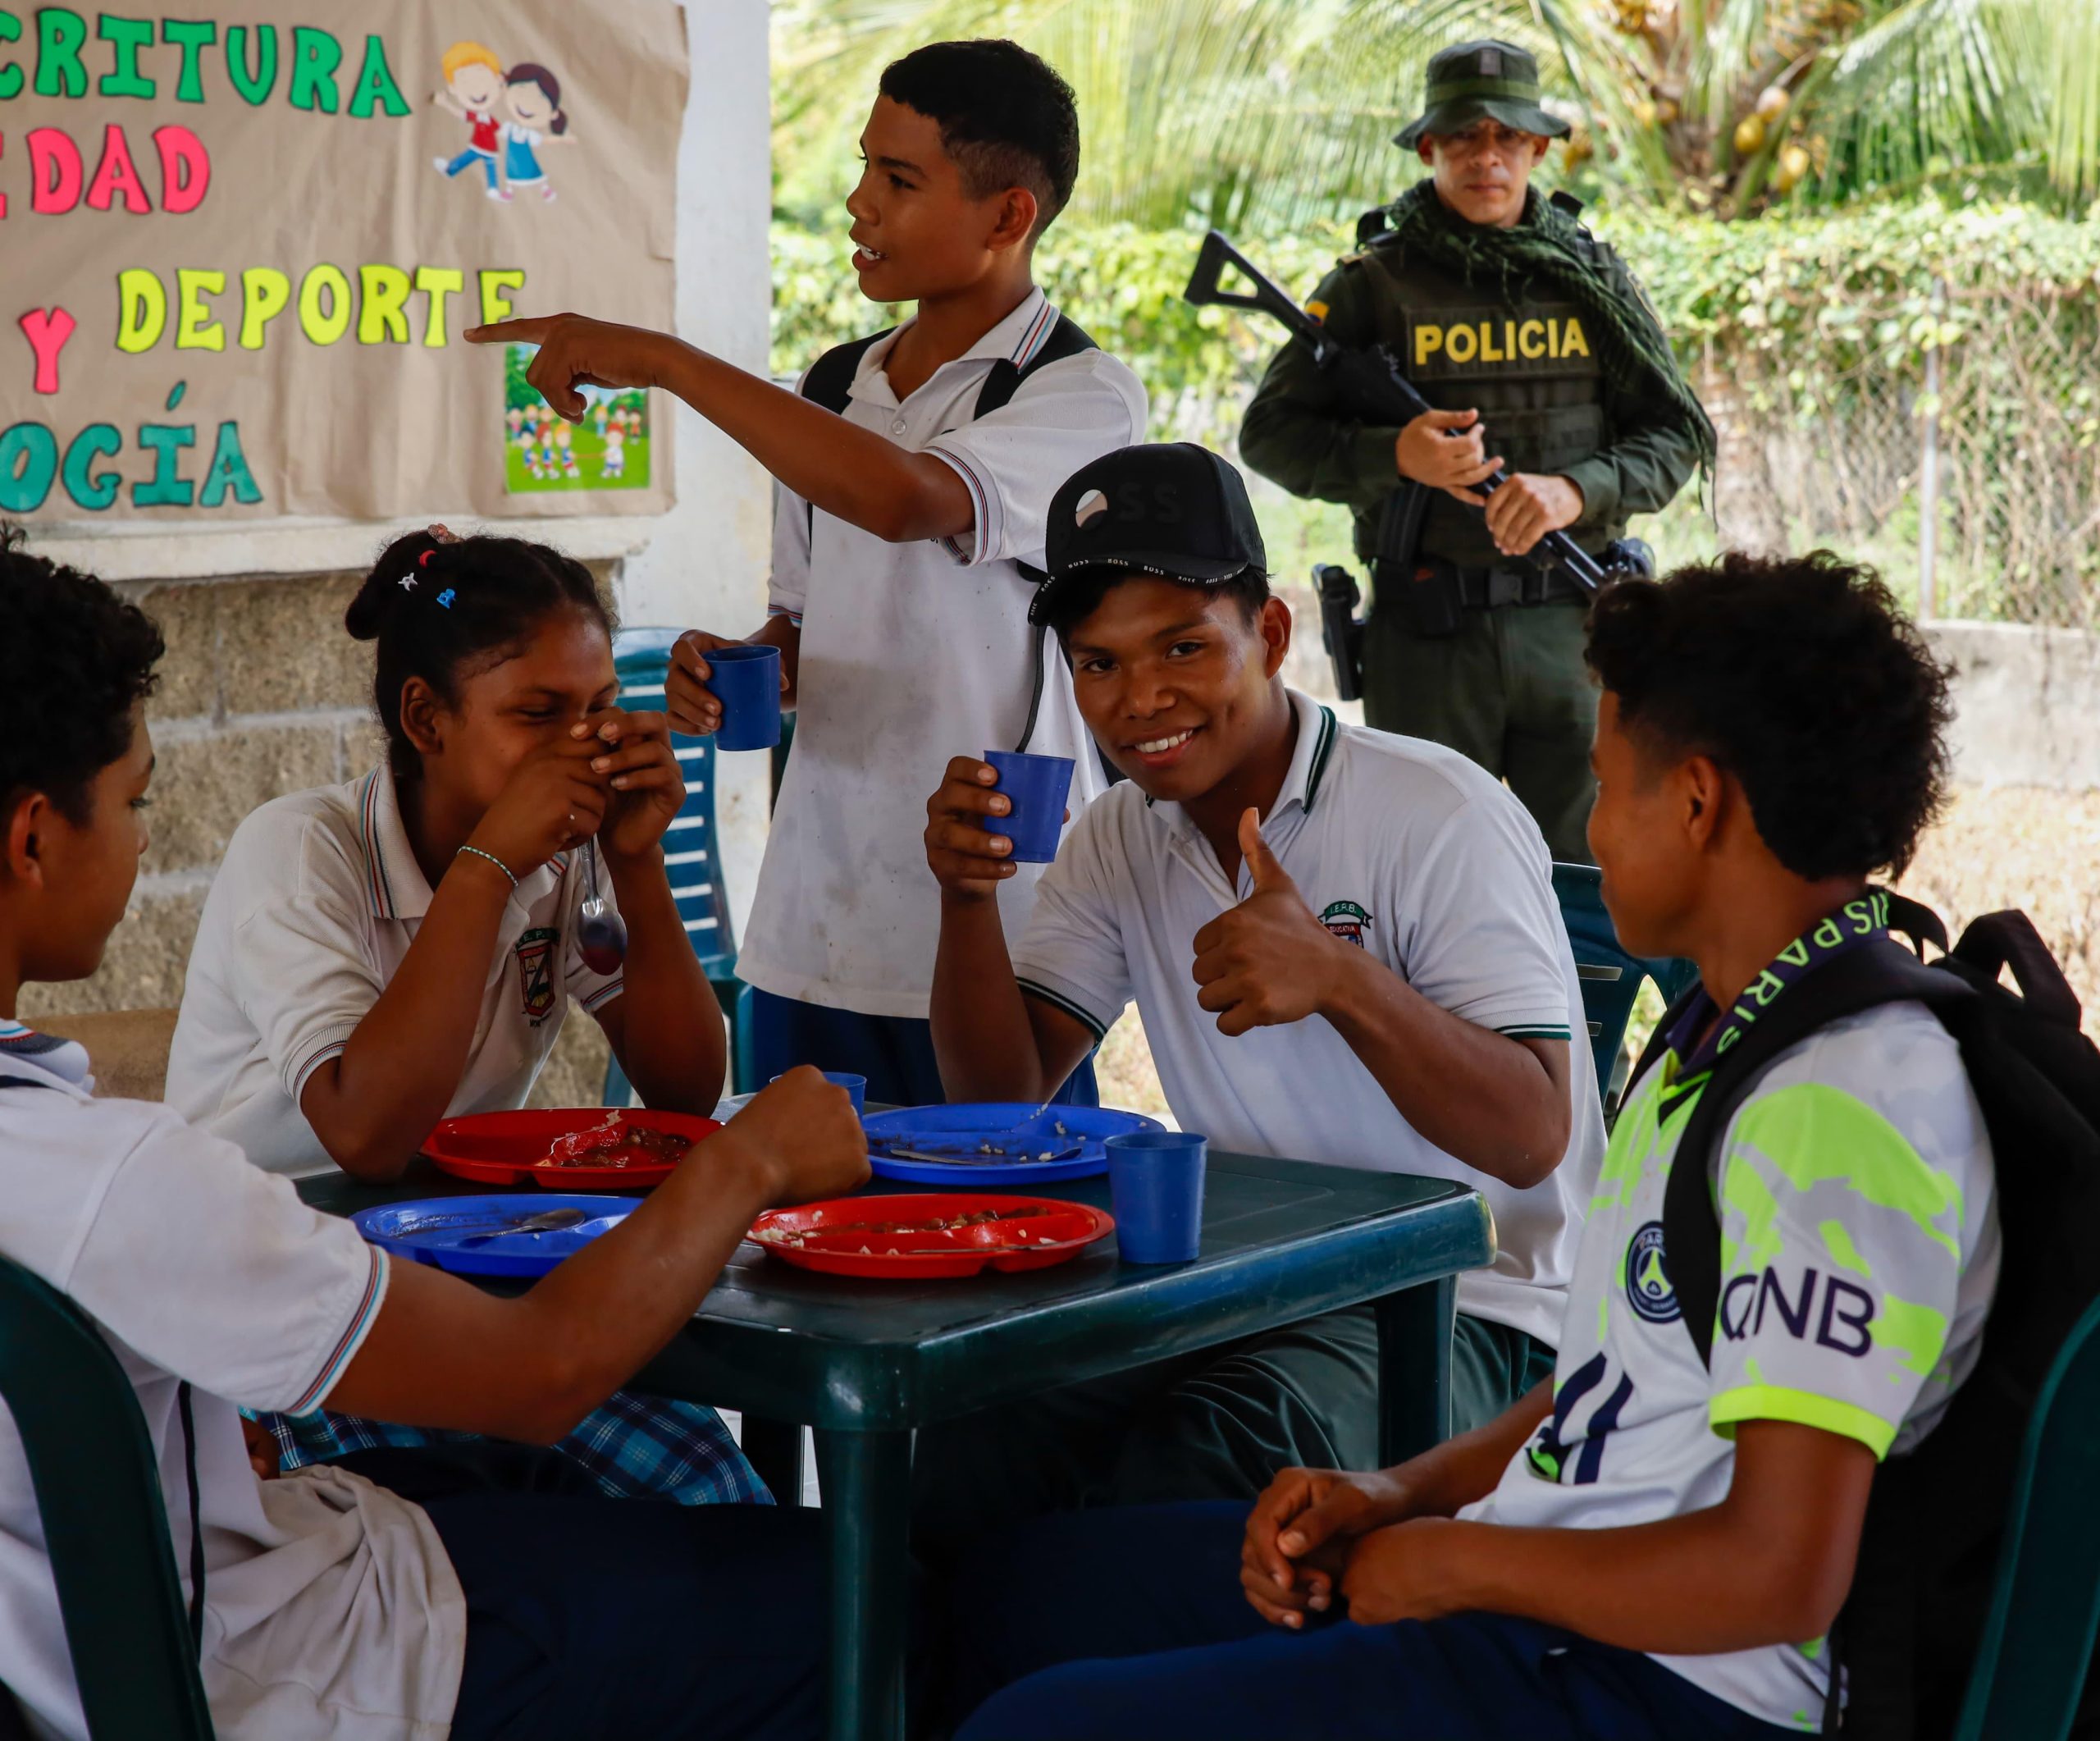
[18,564,617,1105]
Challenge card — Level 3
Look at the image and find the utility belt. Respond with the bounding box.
[1371,555,1594,637]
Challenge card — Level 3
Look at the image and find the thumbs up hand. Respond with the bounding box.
[1190,809,1348,1037]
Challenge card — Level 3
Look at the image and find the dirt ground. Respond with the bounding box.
[1091,784,2100,1118]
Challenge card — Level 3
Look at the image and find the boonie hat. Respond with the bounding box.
[1032,444,1267,628]
[1394,39,1570,150]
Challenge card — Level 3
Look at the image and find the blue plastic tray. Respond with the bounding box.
[353,1194,638,1278]
[862,1104,1165,1186]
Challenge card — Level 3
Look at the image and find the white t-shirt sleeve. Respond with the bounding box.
[769,477,814,621]
[924,353,1148,569]
[1007,803,1134,1041]
[1393,790,1574,1040]
[562,861,625,1016]
[58,1112,389,1415]
[1707,1030,1984,1460]
[223,816,386,1106]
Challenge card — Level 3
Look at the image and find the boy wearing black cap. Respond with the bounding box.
[915,442,1602,1540]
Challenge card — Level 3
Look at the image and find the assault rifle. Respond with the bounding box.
[1185,231,1650,697]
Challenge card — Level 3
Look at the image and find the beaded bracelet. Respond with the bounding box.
[455,844,518,890]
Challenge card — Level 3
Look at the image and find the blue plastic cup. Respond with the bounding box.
[772,1070,866,1117]
[1106,1131,1208,1264]
[707,644,783,751]
[980,751,1075,864]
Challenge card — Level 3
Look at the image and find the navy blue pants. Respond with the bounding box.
[948,1501,1799,1741]
[747,987,1099,1110]
[338,1445,829,1741]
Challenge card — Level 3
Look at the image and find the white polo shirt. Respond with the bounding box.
[0,1030,463,1741]
[737,288,1148,1021]
[167,766,627,1177]
[1010,691,1606,1347]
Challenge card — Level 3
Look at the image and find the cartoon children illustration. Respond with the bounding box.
[536,417,560,476]
[431,42,506,196]
[555,423,581,479]
[515,418,541,479]
[495,63,575,204]
[600,422,626,480]
[592,401,609,441]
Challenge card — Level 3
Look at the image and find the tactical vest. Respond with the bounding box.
[1355,243,1609,569]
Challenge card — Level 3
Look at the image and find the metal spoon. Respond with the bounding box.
[457,1206,591,1247]
[577,838,628,974]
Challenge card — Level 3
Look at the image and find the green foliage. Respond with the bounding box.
[772,0,2100,226]
[774,198,2100,426]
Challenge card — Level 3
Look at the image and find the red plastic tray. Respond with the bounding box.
[748,1192,1114,1279]
[422,1108,724,1190]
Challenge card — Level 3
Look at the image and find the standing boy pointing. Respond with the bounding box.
[472,41,1146,1104]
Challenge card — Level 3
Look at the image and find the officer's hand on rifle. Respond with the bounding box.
[1395,408,1504,505]
[1482,473,1586,560]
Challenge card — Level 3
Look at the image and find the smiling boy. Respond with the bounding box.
[943,551,1994,1741]
[471,40,1145,1104]
[912,443,1601,1542]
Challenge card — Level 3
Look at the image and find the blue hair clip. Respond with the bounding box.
[436,588,457,609]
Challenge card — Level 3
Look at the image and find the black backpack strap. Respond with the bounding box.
[970,313,1097,755]
[970,313,1098,422]
[798,331,890,415]
[797,331,892,550]
[1661,936,1975,1366]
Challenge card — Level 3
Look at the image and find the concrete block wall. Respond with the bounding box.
[18,564,618,1108]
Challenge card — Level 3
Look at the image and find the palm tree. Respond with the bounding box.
[773,0,2100,226]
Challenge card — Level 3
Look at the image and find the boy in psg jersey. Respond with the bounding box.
[914,442,1604,1547]
[470,40,1145,1105]
[942,550,1997,1741]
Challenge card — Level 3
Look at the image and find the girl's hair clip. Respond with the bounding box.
[436,588,457,610]
[418,549,435,568]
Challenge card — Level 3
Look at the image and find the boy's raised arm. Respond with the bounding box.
[924,756,1094,1103]
[467,315,975,546]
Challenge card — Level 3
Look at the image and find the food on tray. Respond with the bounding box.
[539,1110,692,1170]
[751,1205,1056,1250]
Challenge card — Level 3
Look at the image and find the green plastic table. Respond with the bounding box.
[299,1149,1493,1741]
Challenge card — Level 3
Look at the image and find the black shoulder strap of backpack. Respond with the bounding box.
[970,313,1098,425]
[1661,931,1975,1367]
[798,330,891,415]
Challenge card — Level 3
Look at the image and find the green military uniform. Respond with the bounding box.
[1240,41,1709,861]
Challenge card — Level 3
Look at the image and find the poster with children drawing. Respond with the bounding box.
[1,1,682,523]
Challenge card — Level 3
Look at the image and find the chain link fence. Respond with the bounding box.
[1694,282,2100,628]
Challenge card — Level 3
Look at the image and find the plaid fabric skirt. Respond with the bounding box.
[262,1387,771,1506]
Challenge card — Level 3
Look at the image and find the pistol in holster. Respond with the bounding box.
[1314,563,1367,703]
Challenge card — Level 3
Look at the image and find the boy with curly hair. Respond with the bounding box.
[945,551,1998,1741]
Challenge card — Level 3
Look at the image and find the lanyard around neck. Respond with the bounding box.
[1666,889,1893,1088]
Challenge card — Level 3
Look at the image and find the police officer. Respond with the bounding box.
[1240,39,1712,861]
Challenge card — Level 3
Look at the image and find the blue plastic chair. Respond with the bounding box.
[0,1256,215,1739]
[601,627,742,1105]
[1952,1293,2100,1739]
[1551,862,1699,1110]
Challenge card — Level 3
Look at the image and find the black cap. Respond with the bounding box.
[1032,443,1267,628]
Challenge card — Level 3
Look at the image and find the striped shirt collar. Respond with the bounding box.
[0,1021,92,1098]
[354,766,568,921]
[855,287,1058,401]
[1144,689,1341,839]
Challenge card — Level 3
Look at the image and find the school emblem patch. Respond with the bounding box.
[1318,899,1372,947]
[515,927,559,1027]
